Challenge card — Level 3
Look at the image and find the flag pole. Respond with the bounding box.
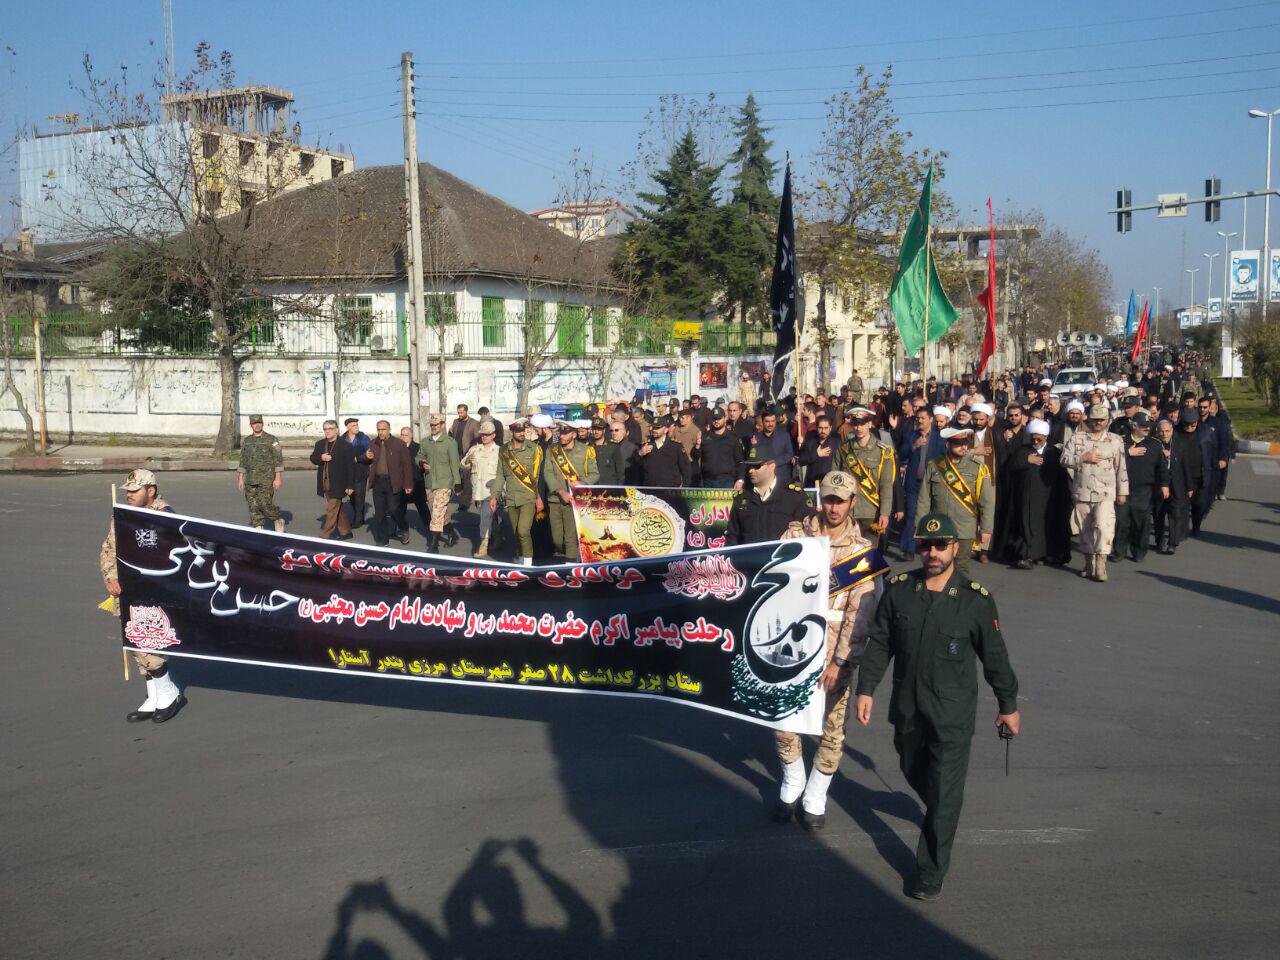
[922,222,931,390]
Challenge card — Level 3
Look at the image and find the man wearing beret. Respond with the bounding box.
[856,512,1020,900]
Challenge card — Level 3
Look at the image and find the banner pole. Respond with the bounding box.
[112,482,127,681]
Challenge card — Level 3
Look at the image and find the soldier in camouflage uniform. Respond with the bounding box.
[541,421,599,561]
[100,469,184,723]
[915,427,995,565]
[490,418,545,566]
[838,407,896,545]
[1061,402,1129,582]
[238,414,284,531]
[419,413,462,552]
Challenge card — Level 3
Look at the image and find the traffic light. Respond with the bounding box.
[1116,189,1132,233]
[1204,178,1221,222]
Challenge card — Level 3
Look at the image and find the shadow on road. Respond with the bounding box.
[1191,529,1280,554]
[1136,571,1280,616]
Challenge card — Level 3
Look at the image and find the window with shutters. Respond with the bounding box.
[590,307,609,349]
[558,304,586,356]
[523,300,546,350]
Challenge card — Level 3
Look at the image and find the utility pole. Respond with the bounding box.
[32,315,48,454]
[401,52,429,430]
[1152,287,1162,349]
[1218,230,1239,379]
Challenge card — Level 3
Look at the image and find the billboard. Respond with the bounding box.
[1272,251,1280,303]
[1207,297,1222,323]
[1230,250,1260,302]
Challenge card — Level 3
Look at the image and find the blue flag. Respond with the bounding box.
[1124,290,1136,338]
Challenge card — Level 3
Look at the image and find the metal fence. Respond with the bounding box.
[5,310,777,360]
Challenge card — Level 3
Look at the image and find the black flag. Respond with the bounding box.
[769,164,803,399]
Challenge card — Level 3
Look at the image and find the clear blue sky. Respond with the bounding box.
[3,0,1278,313]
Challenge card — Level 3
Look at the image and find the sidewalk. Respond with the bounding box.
[0,443,314,474]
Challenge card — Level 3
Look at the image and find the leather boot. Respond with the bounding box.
[473,536,489,558]
[443,526,459,548]
[1094,555,1108,582]
[1080,554,1093,579]
[273,518,285,533]
[427,532,440,553]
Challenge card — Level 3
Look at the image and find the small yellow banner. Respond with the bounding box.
[672,321,703,341]
[98,596,118,614]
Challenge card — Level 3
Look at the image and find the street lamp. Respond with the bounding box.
[1185,268,1199,331]
[1218,230,1239,379]
[1248,107,1278,303]
[1152,286,1162,349]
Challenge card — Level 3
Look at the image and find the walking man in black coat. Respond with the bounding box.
[310,420,357,539]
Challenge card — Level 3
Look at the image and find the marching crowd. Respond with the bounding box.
[275,352,1236,583]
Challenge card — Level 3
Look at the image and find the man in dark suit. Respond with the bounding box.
[639,416,693,487]
[598,419,640,485]
[310,419,357,539]
[365,419,415,546]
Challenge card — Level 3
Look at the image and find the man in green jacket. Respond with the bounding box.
[855,512,1020,901]
[238,414,285,531]
[418,413,461,551]
[541,420,599,562]
[490,418,545,566]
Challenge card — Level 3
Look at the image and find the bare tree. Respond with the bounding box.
[56,44,330,454]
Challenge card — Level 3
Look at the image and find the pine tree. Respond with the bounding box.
[724,94,778,320]
[615,128,728,319]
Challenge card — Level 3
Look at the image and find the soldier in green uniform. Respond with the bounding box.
[855,512,1020,901]
[916,426,995,565]
[838,406,896,546]
[541,420,599,562]
[490,418,545,566]
[238,414,285,531]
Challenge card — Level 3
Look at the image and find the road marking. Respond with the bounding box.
[1251,460,1279,475]
[578,827,1090,861]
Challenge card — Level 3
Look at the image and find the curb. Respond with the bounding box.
[1238,439,1280,456]
[0,456,315,474]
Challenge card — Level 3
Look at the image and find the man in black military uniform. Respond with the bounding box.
[699,407,746,489]
[725,444,810,544]
[855,512,1020,901]
[1110,412,1167,563]
[1108,395,1142,443]
[638,415,693,487]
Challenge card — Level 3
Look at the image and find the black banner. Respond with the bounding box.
[113,507,832,733]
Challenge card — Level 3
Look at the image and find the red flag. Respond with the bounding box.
[975,198,997,376]
[1130,300,1151,364]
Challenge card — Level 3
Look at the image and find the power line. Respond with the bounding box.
[415,63,1280,112]
[417,81,1280,124]
[431,113,575,168]
[426,0,1280,67]
[416,21,1278,81]
[431,119,562,175]
[414,48,1280,98]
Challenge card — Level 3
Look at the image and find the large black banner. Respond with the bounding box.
[113,507,832,733]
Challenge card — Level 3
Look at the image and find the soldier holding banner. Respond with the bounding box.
[839,407,896,547]
[775,471,887,831]
[491,419,544,566]
[541,421,598,562]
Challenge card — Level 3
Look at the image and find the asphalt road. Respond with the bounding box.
[2,463,1278,959]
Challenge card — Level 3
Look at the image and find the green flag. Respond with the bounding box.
[889,164,957,357]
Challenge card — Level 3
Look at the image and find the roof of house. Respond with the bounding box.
[245,162,618,290]
[0,251,72,281]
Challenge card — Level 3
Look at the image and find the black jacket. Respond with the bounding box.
[699,430,745,482]
[310,436,357,498]
[797,431,837,485]
[1169,430,1203,496]
[597,440,640,485]
[1123,434,1169,492]
[640,439,693,487]
[725,483,810,545]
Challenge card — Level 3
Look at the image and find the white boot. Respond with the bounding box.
[798,769,834,831]
[521,556,533,567]
[801,769,834,816]
[127,678,157,722]
[151,668,182,722]
[780,757,806,804]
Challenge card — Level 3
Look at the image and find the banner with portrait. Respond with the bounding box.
[113,506,832,734]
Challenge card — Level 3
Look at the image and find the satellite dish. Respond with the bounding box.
[1084,333,1103,347]
[1070,332,1087,345]
[370,334,385,351]
[1056,331,1071,346]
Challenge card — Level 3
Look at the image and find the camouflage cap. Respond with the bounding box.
[248,414,264,424]
[915,512,959,541]
[819,471,857,501]
[478,421,496,435]
[122,468,158,491]
[1087,403,1110,420]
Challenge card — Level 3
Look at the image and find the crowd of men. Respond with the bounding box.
[239,352,1230,584]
